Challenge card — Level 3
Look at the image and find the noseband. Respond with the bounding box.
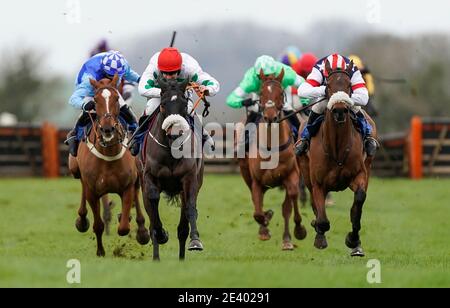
[90,86,125,148]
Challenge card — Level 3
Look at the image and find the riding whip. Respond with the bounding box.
[277,97,327,123]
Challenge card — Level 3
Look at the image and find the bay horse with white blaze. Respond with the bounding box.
[238,69,307,250]
[69,75,150,256]
[140,77,205,261]
[299,60,378,256]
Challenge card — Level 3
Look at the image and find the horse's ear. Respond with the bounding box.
[90,79,99,89]
[276,68,285,83]
[325,59,333,76]
[180,78,190,92]
[110,73,119,88]
[259,69,265,81]
[346,60,354,75]
[157,75,168,91]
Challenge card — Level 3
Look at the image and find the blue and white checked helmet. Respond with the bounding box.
[101,51,127,77]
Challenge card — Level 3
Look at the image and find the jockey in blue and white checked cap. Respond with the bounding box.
[65,51,141,157]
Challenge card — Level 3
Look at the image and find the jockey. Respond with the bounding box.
[294,53,378,157]
[130,47,220,156]
[226,55,306,132]
[348,54,378,117]
[65,50,140,157]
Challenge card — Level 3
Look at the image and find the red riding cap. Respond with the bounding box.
[293,53,318,79]
[158,47,182,72]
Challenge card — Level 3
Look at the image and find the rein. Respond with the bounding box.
[187,83,210,117]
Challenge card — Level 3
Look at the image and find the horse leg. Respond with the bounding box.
[251,181,272,241]
[86,191,105,257]
[238,158,253,191]
[142,177,167,261]
[281,192,294,251]
[178,197,190,260]
[101,195,114,236]
[134,180,150,245]
[118,186,133,237]
[183,176,203,251]
[288,176,307,242]
[299,180,308,208]
[347,173,368,257]
[311,184,329,249]
[75,181,90,233]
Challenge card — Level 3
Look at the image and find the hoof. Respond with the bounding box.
[282,241,294,251]
[118,227,130,237]
[294,224,307,240]
[136,229,150,245]
[345,232,361,249]
[153,228,169,245]
[314,234,328,250]
[75,217,90,233]
[96,248,106,257]
[264,210,274,221]
[118,213,132,223]
[188,239,204,251]
[351,246,365,257]
[259,226,271,241]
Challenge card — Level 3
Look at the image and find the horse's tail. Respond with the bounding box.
[164,191,181,207]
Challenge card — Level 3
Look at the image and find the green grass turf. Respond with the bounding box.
[0,175,449,287]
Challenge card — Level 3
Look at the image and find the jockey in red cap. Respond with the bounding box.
[129,47,220,156]
[293,53,318,79]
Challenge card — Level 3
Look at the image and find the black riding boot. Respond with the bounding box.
[129,114,151,156]
[64,112,91,157]
[119,105,138,134]
[356,111,379,157]
[294,111,321,156]
[244,111,260,150]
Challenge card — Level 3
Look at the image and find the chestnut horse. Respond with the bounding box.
[140,77,205,261]
[299,60,377,256]
[69,75,150,256]
[238,69,307,250]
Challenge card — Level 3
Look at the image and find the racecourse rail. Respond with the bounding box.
[0,116,449,179]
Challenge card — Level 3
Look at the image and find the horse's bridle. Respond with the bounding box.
[259,79,285,119]
[325,69,352,100]
[89,86,126,148]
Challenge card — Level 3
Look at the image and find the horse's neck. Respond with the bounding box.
[323,113,353,160]
[259,119,290,149]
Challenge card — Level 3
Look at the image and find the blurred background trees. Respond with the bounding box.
[1,22,449,134]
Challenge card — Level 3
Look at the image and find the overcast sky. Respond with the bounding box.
[1,0,449,75]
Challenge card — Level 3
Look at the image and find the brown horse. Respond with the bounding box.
[68,75,150,256]
[238,69,307,250]
[299,60,377,256]
[140,77,205,261]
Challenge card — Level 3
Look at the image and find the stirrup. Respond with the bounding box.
[295,139,309,156]
[364,137,379,157]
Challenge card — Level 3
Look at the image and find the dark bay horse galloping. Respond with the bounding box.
[140,77,204,261]
[69,75,150,256]
[238,69,307,250]
[299,60,378,256]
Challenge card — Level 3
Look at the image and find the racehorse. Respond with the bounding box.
[299,60,377,256]
[237,69,307,250]
[140,77,205,261]
[68,75,150,256]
